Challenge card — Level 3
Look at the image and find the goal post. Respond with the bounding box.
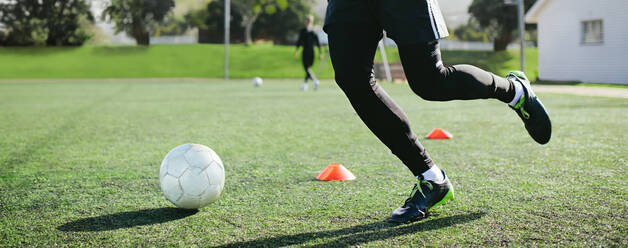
[378,31,393,82]
[224,0,230,80]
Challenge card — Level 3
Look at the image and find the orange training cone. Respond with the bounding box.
[316,163,356,181]
[426,128,453,139]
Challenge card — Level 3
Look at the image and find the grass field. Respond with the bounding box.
[0,43,538,80]
[0,79,626,247]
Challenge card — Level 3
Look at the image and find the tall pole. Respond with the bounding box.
[378,31,392,82]
[518,0,525,72]
[224,0,230,80]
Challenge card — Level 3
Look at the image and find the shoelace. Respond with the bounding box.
[403,180,433,207]
[514,95,530,119]
[510,72,531,120]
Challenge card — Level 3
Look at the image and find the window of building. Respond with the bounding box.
[582,20,604,45]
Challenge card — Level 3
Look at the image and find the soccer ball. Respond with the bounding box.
[159,144,225,209]
[252,77,263,87]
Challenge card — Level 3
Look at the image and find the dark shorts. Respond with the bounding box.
[323,0,449,45]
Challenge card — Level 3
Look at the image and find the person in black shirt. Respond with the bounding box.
[295,15,322,91]
[324,0,552,223]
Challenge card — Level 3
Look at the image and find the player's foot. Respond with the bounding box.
[507,71,552,144]
[301,83,308,91]
[387,170,454,223]
[313,80,320,90]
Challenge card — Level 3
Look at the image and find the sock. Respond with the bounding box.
[508,79,524,107]
[421,165,444,182]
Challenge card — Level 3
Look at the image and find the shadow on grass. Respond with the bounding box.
[212,212,485,247]
[57,207,198,232]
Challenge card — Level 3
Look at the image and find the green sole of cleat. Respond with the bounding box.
[428,187,454,211]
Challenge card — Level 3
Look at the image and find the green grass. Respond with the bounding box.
[0,43,537,80]
[0,79,626,247]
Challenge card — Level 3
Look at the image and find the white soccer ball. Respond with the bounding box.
[159,144,225,209]
[252,77,263,87]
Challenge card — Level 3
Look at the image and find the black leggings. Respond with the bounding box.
[303,51,315,82]
[326,24,514,176]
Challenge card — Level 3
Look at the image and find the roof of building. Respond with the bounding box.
[525,0,552,24]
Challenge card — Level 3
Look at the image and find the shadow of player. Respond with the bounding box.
[57,207,198,232]
[212,212,486,247]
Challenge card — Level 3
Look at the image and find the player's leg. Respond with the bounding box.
[327,23,437,177]
[376,0,548,223]
[376,0,550,144]
[326,0,453,223]
[398,41,551,144]
[301,50,312,91]
[301,53,313,91]
[310,66,320,90]
[399,41,514,102]
[304,66,317,91]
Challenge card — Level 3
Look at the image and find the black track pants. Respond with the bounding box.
[399,42,514,102]
[326,23,514,176]
[303,50,315,82]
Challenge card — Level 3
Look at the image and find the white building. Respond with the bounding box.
[526,0,628,85]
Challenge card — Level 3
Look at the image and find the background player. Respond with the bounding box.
[295,15,322,91]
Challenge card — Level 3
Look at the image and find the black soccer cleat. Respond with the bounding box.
[507,71,552,145]
[387,170,454,223]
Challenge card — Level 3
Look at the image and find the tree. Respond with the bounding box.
[232,0,288,45]
[154,14,190,37]
[468,0,537,51]
[452,19,489,42]
[188,0,308,45]
[102,0,175,46]
[254,0,313,44]
[187,0,245,43]
[0,0,93,46]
